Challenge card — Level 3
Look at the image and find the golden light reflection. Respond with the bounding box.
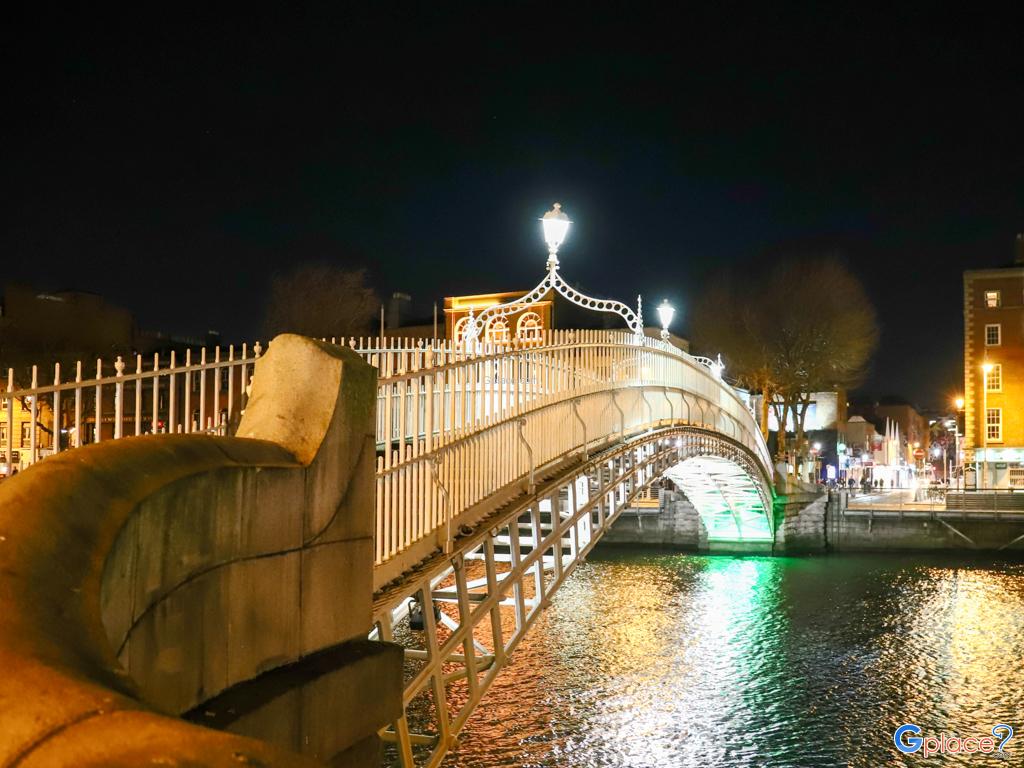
[440,555,1024,768]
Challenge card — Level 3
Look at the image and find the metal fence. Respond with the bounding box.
[2,344,262,471]
[841,487,1024,515]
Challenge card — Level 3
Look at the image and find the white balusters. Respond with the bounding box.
[0,341,262,467]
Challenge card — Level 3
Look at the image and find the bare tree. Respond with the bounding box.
[692,255,878,462]
[691,277,779,439]
[263,264,379,340]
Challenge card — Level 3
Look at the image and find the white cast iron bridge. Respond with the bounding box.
[363,329,774,767]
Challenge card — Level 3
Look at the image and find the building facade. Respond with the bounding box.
[963,236,1024,489]
[748,390,847,481]
[0,396,54,476]
[444,291,554,345]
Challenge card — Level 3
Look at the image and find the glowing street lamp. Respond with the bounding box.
[657,299,675,341]
[541,202,571,268]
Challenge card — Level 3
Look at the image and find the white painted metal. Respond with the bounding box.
[366,329,771,582]
[373,427,763,768]
[1,344,262,469]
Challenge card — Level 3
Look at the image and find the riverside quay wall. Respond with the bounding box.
[603,487,1024,554]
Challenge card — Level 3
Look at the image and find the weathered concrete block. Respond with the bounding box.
[300,539,373,655]
[101,511,139,651]
[131,469,243,619]
[185,639,403,764]
[128,566,230,713]
[227,553,302,684]
[228,688,303,753]
[328,734,381,768]
[248,467,306,553]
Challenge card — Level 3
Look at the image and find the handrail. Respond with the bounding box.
[370,330,773,571]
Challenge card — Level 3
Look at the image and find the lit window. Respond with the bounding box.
[985,290,1001,308]
[453,316,471,344]
[486,318,510,344]
[985,324,1001,346]
[986,364,1002,391]
[20,423,30,446]
[516,311,543,344]
[986,408,1002,442]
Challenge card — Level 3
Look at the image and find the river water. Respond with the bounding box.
[440,549,1024,768]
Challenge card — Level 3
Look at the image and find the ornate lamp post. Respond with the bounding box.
[463,203,645,345]
[542,202,571,269]
[656,299,675,341]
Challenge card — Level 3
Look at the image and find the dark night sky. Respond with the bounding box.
[5,5,1023,409]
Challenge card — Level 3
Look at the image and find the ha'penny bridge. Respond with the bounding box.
[0,207,780,768]
[365,329,775,767]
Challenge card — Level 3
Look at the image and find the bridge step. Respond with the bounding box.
[431,589,487,602]
[464,552,567,566]
[494,534,573,548]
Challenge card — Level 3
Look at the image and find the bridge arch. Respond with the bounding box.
[373,419,774,767]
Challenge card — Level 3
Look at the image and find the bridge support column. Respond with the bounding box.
[772,486,829,553]
[603,489,709,550]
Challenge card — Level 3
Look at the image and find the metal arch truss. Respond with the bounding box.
[463,263,644,344]
[371,425,773,768]
[665,455,775,542]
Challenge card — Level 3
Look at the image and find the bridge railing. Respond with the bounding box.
[365,329,771,573]
[3,330,770,573]
[2,344,262,470]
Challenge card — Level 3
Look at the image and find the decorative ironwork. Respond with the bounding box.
[692,354,725,379]
[463,204,645,344]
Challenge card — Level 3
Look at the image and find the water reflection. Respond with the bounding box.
[438,552,1024,767]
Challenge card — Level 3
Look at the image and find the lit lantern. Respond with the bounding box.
[541,203,571,258]
[656,299,675,341]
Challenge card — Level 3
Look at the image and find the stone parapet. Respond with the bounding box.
[0,334,396,767]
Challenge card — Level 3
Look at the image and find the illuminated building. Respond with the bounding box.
[0,396,54,475]
[963,235,1024,488]
[444,290,554,345]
